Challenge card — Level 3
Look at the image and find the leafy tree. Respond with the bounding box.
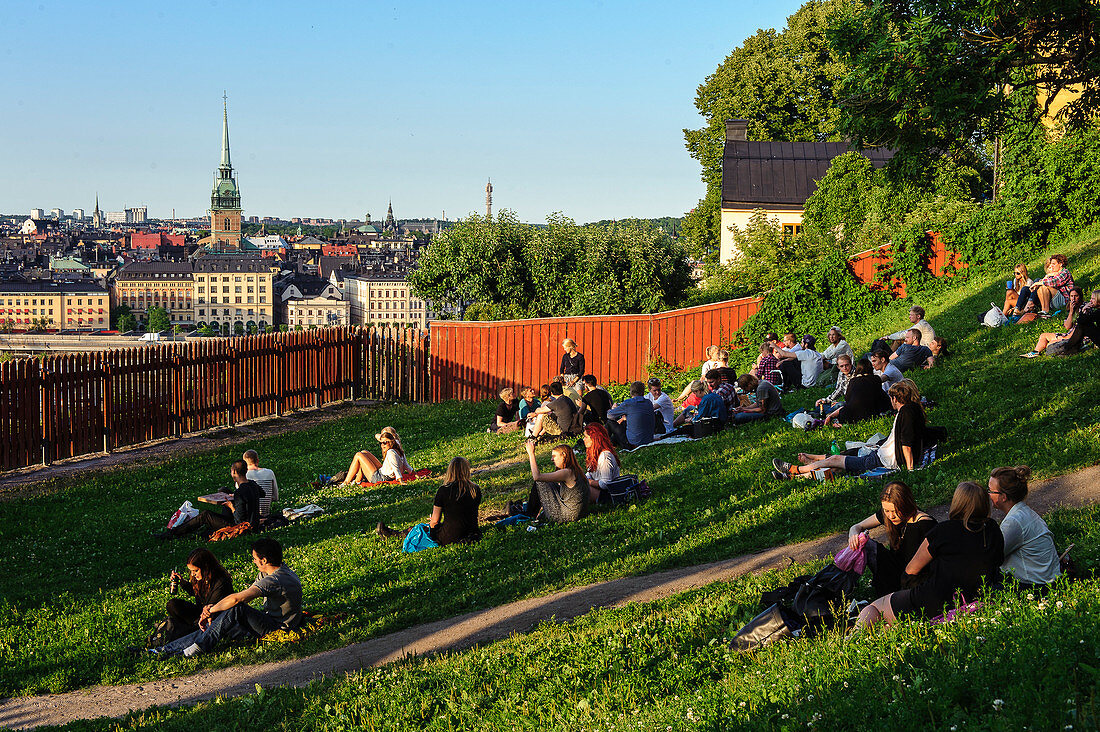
[233,322,245,336]
[278,324,289,332]
[198,324,214,336]
[110,304,132,330]
[682,0,852,257]
[117,312,137,333]
[147,307,171,333]
[827,0,1100,159]
[247,322,258,335]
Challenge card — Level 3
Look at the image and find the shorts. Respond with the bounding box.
[368,469,386,484]
[542,413,564,436]
[889,588,918,618]
[843,451,883,474]
[1050,291,1066,310]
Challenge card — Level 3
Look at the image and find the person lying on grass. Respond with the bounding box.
[376,457,483,548]
[854,481,1003,630]
[822,358,891,428]
[519,438,588,523]
[1020,287,1084,358]
[581,423,621,504]
[343,428,412,485]
[146,538,303,658]
[157,459,263,540]
[771,380,925,480]
[988,465,1061,588]
[847,481,936,597]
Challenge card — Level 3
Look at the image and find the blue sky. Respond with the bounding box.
[3,0,804,223]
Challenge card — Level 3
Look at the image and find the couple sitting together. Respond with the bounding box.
[850,465,1060,631]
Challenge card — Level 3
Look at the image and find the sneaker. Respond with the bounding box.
[1019,351,1040,358]
[126,645,158,657]
[1038,311,1051,318]
[771,469,791,481]
[772,458,794,474]
[182,643,202,658]
[318,474,331,484]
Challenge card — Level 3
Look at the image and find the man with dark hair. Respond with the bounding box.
[243,449,279,518]
[707,368,739,417]
[530,381,578,438]
[148,538,303,658]
[605,381,655,449]
[157,460,264,540]
[580,374,611,425]
[730,374,783,425]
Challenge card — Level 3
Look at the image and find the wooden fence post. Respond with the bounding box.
[101,352,112,454]
[227,345,237,428]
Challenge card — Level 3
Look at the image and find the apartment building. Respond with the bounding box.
[112,262,195,326]
[192,253,277,332]
[0,280,110,330]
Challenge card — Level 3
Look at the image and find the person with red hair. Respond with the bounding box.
[582,423,621,503]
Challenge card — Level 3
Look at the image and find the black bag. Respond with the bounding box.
[145,616,191,648]
[730,603,803,651]
[760,574,813,607]
[692,418,724,438]
[599,474,650,505]
[791,563,858,632]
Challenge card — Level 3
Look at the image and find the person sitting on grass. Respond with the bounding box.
[344,431,412,485]
[376,457,483,548]
[489,387,521,433]
[889,329,935,371]
[1020,287,1084,358]
[517,386,541,421]
[679,378,704,410]
[582,423,621,504]
[147,538,303,657]
[870,348,903,391]
[815,353,853,417]
[874,306,935,352]
[929,336,948,361]
[1051,288,1100,354]
[772,380,925,480]
[530,381,579,439]
[243,449,279,520]
[605,381,656,450]
[520,438,588,523]
[135,548,235,651]
[729,373,783,426]
[671,379,727,430]
[988,465,1061,587]
[646,377,675,434]
[677,345,722,400]
[554,374,582,408]
[820,326,855,373]
[750,341,782,386]
[854,481,1003,630]
[157,460,263,540]
[847,481,937,597]
[580,374,612,425]
[1003,263,1033,316]
[775,335,823,389]
[823,358,891,427]
[1015,254,1074,317]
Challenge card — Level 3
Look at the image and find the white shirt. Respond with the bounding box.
[646,391,675,429]
[877,412,901,470]
[585,450,621,489]
[1000,502,1061,584]
[246,467,279,517]
[700,359,722,378]
[794,349,823,387]
[888,319,935,346]
[822,339,854,364]
[380,449,412,479]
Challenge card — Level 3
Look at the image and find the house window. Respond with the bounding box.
[782,224,803,237]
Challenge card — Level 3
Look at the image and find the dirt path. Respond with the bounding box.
[2,464,1097,730]
[0,401,381,500]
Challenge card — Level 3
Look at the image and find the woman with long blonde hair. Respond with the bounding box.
[377,457,482,548]
[1003,263,1032,315]
[344,428,412,485]
[855,481,1004,629]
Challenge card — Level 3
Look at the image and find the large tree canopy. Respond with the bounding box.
[681,0,851,259]
[408,211,693,320]
[829,0,1100,158]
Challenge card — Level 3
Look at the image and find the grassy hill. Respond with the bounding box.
[2,230,1100,711]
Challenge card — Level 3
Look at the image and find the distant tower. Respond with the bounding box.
[209,92,243,251]
[92,194,103,228]
[485,178,493,219]
[384,201,396,233]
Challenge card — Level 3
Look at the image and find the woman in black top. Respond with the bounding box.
[559,338,585,388]
[827,358,891,426]
[163,548,234,642]
[489,387,520,433]
[376,457,482,545]
[856,481,1004,629]
[847,481,936,595]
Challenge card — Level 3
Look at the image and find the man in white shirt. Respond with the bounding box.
[880,306,935,350]
[775,335,823,388]
[244,449,279,518]
[645,378,676,433]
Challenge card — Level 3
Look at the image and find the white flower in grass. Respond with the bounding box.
[1056,601,1064,608]
[993,699,1005,711]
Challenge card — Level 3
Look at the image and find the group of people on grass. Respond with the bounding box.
[851,466,1061,629]
[1000,254,1099,357]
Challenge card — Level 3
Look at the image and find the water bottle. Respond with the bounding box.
[169,571,180,594]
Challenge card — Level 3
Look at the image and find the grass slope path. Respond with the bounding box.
[2,464,1097,731]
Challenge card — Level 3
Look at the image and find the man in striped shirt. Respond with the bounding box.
[244,450,279,518]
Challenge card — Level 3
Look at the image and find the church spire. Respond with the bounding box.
[485,178,493,219]
[220,91,232,169]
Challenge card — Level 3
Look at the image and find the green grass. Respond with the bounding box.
[48,505,1100,731]
[2,231,1100,700]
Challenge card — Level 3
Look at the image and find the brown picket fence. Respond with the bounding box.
[0,326,429,471]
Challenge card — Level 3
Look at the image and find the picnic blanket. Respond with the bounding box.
[624,436,695,452]
[259,611,341,644]
[359,468,431,487]
[208,522,252,542]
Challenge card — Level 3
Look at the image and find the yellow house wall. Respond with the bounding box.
[719,207,804,264]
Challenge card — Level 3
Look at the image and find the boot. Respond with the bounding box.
[376,521,402,539]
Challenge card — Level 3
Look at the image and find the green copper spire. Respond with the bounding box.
[220,91,232,169]
[212,93,240,210]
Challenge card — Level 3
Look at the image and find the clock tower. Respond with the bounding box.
[209,93,242,251]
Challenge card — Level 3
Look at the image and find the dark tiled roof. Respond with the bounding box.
[0,280,108,294]
[117,262,194,280]
[722,141,894,207]
[192,254,271,273]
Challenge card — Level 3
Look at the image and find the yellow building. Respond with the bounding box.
[0,280,110,331]
[193,254,277,333]
[112,262,194,326]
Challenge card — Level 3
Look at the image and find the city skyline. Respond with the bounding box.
[3,0,805,223]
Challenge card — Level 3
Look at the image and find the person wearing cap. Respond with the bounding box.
[774,335,824,389]
[645,378,675,433]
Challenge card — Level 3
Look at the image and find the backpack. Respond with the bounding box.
[599,474,651,505]
[791,563,859,633]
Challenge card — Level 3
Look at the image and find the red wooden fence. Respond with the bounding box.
[0,326,429,471]
[847,231,965,297]
[429,296,765,402]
